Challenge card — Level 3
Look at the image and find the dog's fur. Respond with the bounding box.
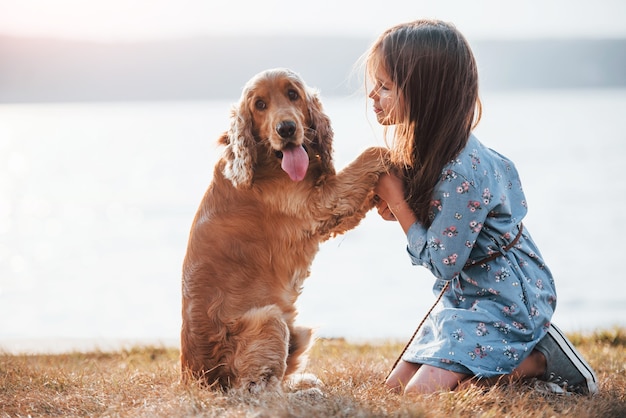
[180,68,388,391]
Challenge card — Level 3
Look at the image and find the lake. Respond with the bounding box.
[0,89,624,352]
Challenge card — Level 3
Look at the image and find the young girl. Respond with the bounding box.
[367,19,598,395]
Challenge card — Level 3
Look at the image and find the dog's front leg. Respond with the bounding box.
[315,146,389,238]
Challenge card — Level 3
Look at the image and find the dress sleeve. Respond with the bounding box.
[406,168,492,281]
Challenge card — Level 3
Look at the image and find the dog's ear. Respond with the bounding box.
[222,98,257,188]
[306,89,335,175]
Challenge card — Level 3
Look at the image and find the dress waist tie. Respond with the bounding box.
[463,223,524,270]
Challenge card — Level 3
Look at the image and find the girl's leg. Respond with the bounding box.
[385,360,421,393]
[456,349,547,390]
[510,349,546,379]
[404,364,470,394]
[387,350,546,394]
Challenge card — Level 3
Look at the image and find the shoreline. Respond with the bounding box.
[0,336,402,355]
[2,326,620,355]
[0,337,180,355]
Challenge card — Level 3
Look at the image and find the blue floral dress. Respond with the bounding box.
[402,134,556,378]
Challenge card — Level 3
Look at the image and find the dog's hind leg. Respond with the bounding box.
[229,305,290,392]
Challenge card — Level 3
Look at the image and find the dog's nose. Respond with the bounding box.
[276,121,296,139]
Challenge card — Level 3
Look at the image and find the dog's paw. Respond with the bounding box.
[235,373,283,394]
[288,387,325,402]
[285,372,324,391]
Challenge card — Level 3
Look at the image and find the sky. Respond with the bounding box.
[0,0,625,42]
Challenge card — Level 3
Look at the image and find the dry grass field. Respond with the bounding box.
[1,328,624,417]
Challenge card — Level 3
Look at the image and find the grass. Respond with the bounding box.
[1,328,625,417]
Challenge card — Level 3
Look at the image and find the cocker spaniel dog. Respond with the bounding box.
[180,68,388,392]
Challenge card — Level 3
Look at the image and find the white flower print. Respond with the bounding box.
[476,322,489,336]
[494,268,510,282]
[452,329,465,341]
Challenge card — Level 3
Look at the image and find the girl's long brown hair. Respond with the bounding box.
[367,20,482,226]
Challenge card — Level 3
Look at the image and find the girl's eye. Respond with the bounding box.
[287,89,299,100]
[373,81,388,92]
[255,100,266,110]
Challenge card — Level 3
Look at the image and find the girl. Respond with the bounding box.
[367,19,597,395]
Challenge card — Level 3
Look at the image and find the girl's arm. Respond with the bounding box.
[406,171,491,281]
[376,170,493,281]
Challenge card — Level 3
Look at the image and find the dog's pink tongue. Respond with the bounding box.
[281,145,309,182]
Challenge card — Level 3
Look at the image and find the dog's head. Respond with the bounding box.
[220,68,334,188]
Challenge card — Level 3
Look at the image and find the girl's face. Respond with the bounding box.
[368,65,402,125]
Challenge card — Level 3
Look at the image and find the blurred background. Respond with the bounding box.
[1,0,625,353]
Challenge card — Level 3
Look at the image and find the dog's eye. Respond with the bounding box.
[287,89,299,101]
[255,99,266,110]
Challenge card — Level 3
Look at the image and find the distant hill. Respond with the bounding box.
[0,36,624,103]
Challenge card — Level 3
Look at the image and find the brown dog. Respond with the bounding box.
[180,68,387,391]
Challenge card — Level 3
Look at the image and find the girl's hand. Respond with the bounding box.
[374,172,418,234]
[374,196,397,221]
[374,172,405,205]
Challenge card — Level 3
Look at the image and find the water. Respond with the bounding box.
[1,90,625,352]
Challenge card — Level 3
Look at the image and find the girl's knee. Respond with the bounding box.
[405,365,470,394]
[384,377,403,394]
[385,360,421,393]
